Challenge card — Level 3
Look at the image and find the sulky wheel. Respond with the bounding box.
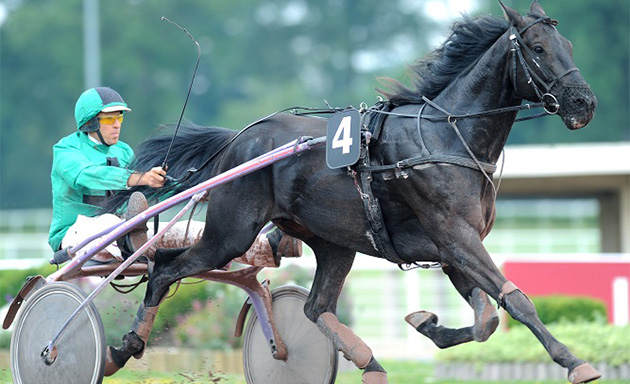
[243,285,338,384]
[10,282,106,384]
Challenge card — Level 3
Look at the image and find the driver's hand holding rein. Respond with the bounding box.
[128,166,167,188]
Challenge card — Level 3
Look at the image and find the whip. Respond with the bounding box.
[160,17,201,172]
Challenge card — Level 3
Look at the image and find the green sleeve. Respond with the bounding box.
[53,141,133,192]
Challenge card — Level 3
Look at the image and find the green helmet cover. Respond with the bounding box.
[75,87,131,131]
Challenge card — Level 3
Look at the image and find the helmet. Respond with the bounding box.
[75,87,131,132]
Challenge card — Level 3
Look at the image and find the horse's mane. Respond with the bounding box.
[101,123,236,213]
[378,15,509,105]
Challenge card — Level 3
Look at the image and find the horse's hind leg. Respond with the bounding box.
[303,239,387,384]
[106,238,253,374]
[104,247,204,375]
[104,169,275,374]
[106,212,269,373]
[406,264,498,348]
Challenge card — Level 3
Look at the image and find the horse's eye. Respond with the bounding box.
[533,45,545,54]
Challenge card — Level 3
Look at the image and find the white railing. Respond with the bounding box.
[0,209,51,232]
[0,233,50,269]
[0,200,603,268]
[0,209,52,269]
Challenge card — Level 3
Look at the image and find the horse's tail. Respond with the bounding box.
[101,123,236,214]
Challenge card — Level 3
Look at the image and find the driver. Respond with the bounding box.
[49,87,301,265]
[48,87,167,262]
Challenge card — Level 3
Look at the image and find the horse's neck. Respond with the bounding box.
[436,33,522,164]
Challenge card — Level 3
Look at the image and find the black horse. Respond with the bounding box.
[104,2,599,383]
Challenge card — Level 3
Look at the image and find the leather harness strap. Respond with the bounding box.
[349,17,568,267]
[361,100,392,142]
[358,153,497,175]
[353,129,408,265]
[352,103,497,266]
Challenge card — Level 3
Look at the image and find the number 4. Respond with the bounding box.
[332,115,353,154]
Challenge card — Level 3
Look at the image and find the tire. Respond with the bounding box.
[10,282,106,384]
[242,285,338,384]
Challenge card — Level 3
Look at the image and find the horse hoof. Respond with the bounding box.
[405,311,438,330]
[362,371,388,384]
[568,363,602,384]
[104,347,121,376]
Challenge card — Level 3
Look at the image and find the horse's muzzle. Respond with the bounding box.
[558,84,597,130]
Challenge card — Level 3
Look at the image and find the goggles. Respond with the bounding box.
[97,114,124,124]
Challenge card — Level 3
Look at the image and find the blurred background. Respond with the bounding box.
[0,0,628,382]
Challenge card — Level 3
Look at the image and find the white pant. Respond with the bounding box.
[61,214,205,262]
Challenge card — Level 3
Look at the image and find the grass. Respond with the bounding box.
[1,360,625,384]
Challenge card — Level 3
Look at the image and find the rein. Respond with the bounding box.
[164,105,343,187]
[374,100,550,123]
[154,16,575,270]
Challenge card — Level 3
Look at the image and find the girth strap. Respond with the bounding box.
[353,132,408,265]
[352,97,504,265]
[352,103,498,265]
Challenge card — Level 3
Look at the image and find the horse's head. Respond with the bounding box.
[500,1,596,130]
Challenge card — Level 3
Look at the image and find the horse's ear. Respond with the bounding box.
[498,1,523,26]
[529,1,548,17]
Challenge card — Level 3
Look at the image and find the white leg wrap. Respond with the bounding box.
[317,312,373,369]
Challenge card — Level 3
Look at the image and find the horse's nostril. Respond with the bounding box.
[579,97,597,114]
[575,98,587,108]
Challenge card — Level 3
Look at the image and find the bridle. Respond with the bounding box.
[508,15,579,115]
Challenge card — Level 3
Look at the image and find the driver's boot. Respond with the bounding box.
[234,229,302,267]
[117,192,149,259]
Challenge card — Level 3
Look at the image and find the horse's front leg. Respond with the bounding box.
[304,239,387,384]
[406,264,498,348]
[441,223,601,384]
